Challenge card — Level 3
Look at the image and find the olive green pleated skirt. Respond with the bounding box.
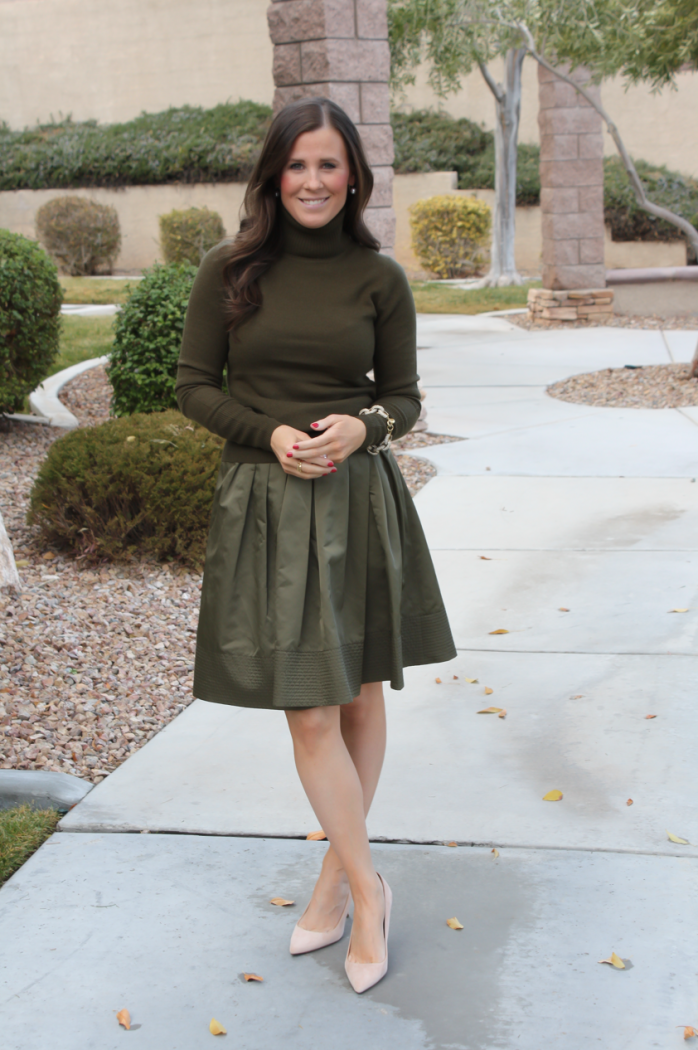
[193,450,456,709]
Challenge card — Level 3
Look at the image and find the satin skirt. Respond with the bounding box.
[193,450,456,709]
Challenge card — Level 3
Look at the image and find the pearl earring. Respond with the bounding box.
[350,187,356,195]
[275,189,280,197]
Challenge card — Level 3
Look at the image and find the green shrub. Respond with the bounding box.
[603,156,698,251]
[108,263,197,416]
[28,410,223,567]
[0,101,272,191]
[159,206,226,265]
[409,194,492,278]
[36,196,121,275]
[0,231,62,414]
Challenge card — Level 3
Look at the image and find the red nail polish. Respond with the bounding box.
[286,452,293,457]
[328,461,334,467]
[331,468,337,473]
[292,444,299,450]
[311,423,319,428]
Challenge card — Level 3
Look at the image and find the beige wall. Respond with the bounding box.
[0,0,273,126]
[1,174,685,275]
[395,58,698,179]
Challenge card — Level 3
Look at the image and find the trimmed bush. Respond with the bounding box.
[409,195,492,279]
[0,231,62,414]
[28,410,223,567]
[160,206,226,265]
[0,101,272,191]
[603,156,698,250]
[36,196,121,275]
[108,263,197,416]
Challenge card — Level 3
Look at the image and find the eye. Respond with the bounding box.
[288,162,304,170]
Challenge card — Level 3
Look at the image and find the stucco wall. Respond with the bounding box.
[0,175,685,276]
[0,0,273,126]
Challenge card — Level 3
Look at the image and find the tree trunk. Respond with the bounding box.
[0,511,20,592]
[475,48,526,287]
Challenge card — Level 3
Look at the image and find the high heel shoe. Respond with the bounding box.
[289,894,351,955]
[344,873,392,994]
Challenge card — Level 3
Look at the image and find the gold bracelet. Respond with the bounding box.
[359,405,396,455]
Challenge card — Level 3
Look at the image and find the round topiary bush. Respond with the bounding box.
[409,194,492,279]
[108,262,197,416]
[159,206,226,265]
[0,230,63,415]
[28,410,223,567]
[35,195,121,276]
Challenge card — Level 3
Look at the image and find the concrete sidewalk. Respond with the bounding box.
[2,315,697,1047]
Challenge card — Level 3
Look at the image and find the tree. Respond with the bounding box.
[389,0,698,281]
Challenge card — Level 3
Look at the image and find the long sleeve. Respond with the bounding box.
[175,247,284,450]
[358,256,422,451]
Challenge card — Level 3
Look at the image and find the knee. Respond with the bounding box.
[287,706,336,752]
[341,682,383,729]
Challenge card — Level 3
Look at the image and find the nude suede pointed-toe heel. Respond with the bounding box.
[289,894,351,955]
[344,874,392,994]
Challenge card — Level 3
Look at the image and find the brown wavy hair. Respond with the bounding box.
[222,96,379,332]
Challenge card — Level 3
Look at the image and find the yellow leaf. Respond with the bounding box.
[446,917,463,930]
[626,799,633,806]
[210,1018,227,1035]
[667,830,690,845]
[491,848,499,858]
[479,555,492,560]
[489,628,509,635]
[543,789,563,801]
[243,973,264,982]
[435,677,442,683]
[446,841,458,847]
[497,709,507,719]
[678,1026,697,1039]
[465,678,479,684]
[15,558,30,568]
[306,830,327,840]
[670,608,689,613]
[484,686,494,695]
[42,551,55,560]
[478,706,503,714]
[598,952,625,969]
[116,1009,131,1030]
[270,897,295,907]
[558,607,570,612]
[571,694,583,699]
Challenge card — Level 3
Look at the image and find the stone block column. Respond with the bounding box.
[538,64,605,289]
[266,0,395,252]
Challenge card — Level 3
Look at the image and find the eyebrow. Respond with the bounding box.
[287,156,342,164]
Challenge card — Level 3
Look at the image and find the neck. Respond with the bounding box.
[280,205,349,259]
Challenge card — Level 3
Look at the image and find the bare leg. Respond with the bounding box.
[285,686,387,964]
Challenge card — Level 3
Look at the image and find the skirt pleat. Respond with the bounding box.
[193,451,456,709]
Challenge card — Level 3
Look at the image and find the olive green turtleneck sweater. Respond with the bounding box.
[176,205,421,464]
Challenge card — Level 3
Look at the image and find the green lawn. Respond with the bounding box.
[48,315,116,377]
[59,276,138,305]
[0,805,60,886]
[410,281,537,314]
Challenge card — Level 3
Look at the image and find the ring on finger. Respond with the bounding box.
[297,460,303,473]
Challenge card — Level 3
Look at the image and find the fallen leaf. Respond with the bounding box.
[15,558,30,568]
[484,686,494,695]
[491,848,499,858]
[645,714,657,719]
[677,1026,697,1039]
[497,709,507,719]
[670,608,689,613]
[446,917,463,930]
[626,799,633,806]
[306,830,326,840]
[598,952,625,969]
[465,678,479,684]
[478,706,504,714]
[435,677,442,683]
[270,897,295,907]
[479,555,492,560]
[453,675,458,679]
[571,694,583,699]
[41,551,55,560]
[210,1018,227,1035]
[489,628,509,635]
[667,830,690,845]
[116,1008,131,1030]
[243,973,264,982]
[558,607,570,612]
[542,789,563,801]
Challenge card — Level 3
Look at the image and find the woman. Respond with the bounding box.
[176,97,456,994]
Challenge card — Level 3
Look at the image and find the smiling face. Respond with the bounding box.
[279,124,355,229]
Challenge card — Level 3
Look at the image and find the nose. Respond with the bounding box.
[303,167,324,190]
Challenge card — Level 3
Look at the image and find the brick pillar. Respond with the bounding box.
[266,0,395,252]
[538,64,605,290]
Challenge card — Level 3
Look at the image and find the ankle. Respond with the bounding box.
[350,872,382,907]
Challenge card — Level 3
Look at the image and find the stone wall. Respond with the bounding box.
[267,0,395,251]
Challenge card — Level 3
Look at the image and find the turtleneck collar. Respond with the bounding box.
[280,204,350,259]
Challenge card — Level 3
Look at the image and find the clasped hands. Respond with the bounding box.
[270,414,367,479]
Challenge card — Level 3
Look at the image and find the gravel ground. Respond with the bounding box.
[548,362,698,409]
[0,367,459,783]
[510,312,698,332]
